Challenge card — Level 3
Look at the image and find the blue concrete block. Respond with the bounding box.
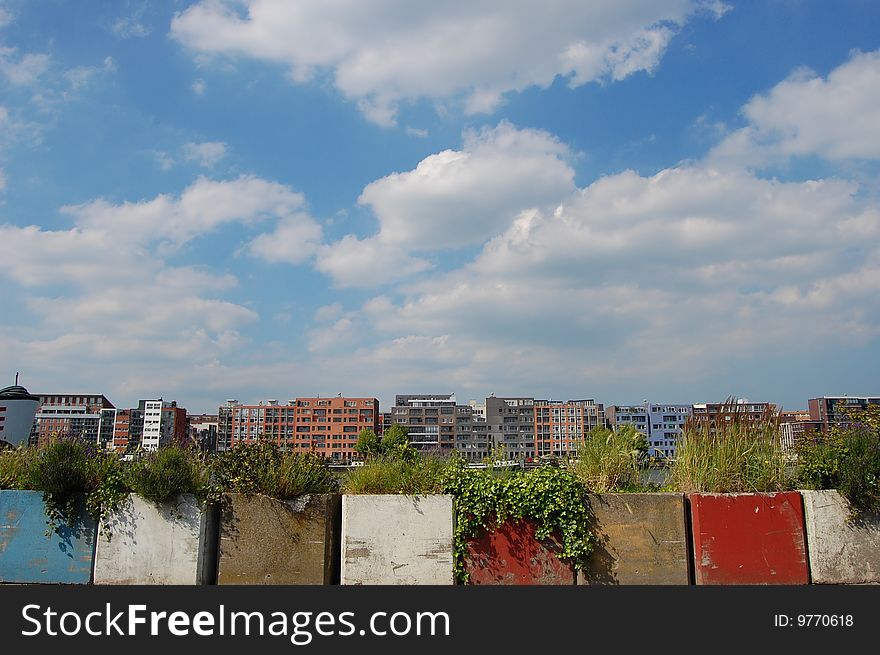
[0,490,96,584]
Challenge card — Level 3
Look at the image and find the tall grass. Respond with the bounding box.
[573,425,648,492]
[342,455,447,494]
[669,402,790,493]
[211,440,338,499]
[0,445,37,489]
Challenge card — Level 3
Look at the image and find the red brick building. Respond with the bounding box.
[219,397,379,461]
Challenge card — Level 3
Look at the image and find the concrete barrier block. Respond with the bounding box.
[465,519,574,585]
[579,493,690,585]
[341,495,454,585]
[218,493,340,585]
[94,493,218,585]
[802,489,880,584]
[689,492,809,585]
[0,490,96,584]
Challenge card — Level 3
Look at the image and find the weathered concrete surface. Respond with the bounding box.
[465,519,574,585]
[689,492,809,585]
[802,489,880,584]
[218,493,340,585]
[341,494,454,585]
[578,493,690,585]
[0,490,96,584]
[94,493,217,585]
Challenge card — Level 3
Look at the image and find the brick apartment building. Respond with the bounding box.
[807,396,880,431]
[30,393,116,447]
[218,396,379,461]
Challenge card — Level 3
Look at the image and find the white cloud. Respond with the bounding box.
[170,0,724,124]
[0,175,325,401]
[0,6,11,28]
[0,48,50,85]
[154,150,176,170]
[245,213,324,264]
[110,17,151,39]
[192,78,207,95]
[359,121,575,250]
[314,235,431,288]
[712,49,880,165]
[64,56,117,90]
[331,161,880,401]
[183,140,228,167]
[61,174,305,250]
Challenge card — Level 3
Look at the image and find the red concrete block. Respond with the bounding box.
[689,492,809,585]
[464,519,575,585]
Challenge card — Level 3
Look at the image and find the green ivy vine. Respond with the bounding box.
[442,459,595,584]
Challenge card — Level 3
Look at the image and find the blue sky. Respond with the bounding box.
[1,0,879,414]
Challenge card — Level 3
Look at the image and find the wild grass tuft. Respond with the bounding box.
[573,425,648,492]
[669,400,790,493]
[342,455,447,494]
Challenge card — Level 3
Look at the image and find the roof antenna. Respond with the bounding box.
[15,371,20,385]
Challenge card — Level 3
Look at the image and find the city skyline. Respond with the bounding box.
[1,2,879,415]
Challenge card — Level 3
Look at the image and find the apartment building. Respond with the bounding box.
[110,399,186,452]
[219,396,379,462]
[808,396,880,432]
[606,403,691,460]
[692,400,776,424]
[391,394,461,453]
[188,414,218,452]
[534,398,605,458]
[30,393,116,447]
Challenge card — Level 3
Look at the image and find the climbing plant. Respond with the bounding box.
[441,457,595,584]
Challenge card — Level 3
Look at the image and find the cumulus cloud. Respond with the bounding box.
[0,174,326,403]
[192,78,207,95]
[245,213,324,264]
[358,122,575,250]
[320,158,880,402]
[183,140,228,167]
[61,174,308,251]
[712,49,880,165]
[314,236,431,288]
[170,0,725,124]
[0,48,50,85]
[306,121,573,287]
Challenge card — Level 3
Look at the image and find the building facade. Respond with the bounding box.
[218,397,379,462]
[534,398,605,458]
[808,396,880,432]
[0,379,41,447]
[30,393,115,447]
[391,394,462,454]
[606,403,691,460]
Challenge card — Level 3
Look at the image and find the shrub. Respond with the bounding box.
[211,440,338,499]
[669,401,791,493]
[796,405,880,517]
[573,425,648,492]
[18,437,125,532]
[126,445,210,505]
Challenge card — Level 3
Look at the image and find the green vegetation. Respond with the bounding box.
[126,445,210,505]
[211,439,339,499]
[796,404,880,518]
[573,425,649,492]
[442,457,594,584]
[0,438,124,533]
[354,424,412,461]
[668,402,791,493]
[345,425,447,494]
